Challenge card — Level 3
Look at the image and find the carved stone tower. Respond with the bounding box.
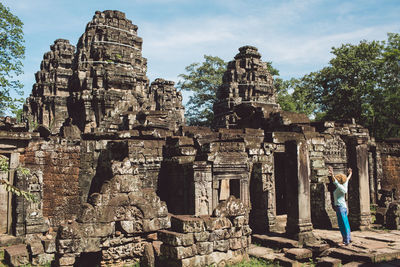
[213,45,280,129]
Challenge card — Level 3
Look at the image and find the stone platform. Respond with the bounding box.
[249,229,400,266]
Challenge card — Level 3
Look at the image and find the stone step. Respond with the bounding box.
[4,244,29,267]
[316,256,341,267]
[248,244,275,261]
[326,247,400,264]
[0,234,23,247]
[284,248,312,261]
[252,234,300,249]
[248,245,301,267]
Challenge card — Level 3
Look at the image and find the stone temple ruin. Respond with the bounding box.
[0,10,400,267]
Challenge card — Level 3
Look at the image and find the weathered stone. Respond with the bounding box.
[32,253,55,266]
[196,242,213,255]
[160,244,197,259]
[386,202,400,230]
[213,240,229,252]
[213,196,248,217]
[158,230,194,246]
[203,216,232,231]
[141,242,155,267]
[4,244,29,267]
[193,231,211,242]
[58,255,76,266]
[317,256,342,267]
[28,240,44,255]
[171,215,205,233]
[209,229,229,241]
[285,248,313,260]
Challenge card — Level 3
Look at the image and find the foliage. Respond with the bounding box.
[224,257,280,267]
[0,155,36,202]
[289,33,400,139]
[0,3,25,116]
[177,55,226,126]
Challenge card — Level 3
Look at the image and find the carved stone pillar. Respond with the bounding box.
[193,161,212,216]
[347,137,371,230]
[285,140,315,244]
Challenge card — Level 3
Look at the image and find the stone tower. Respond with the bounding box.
[213,46,280,129]
[23,39,75,134]
[24,10,185,135]
[68,10,150,133]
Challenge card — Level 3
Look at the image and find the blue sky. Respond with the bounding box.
[2,0,400,104]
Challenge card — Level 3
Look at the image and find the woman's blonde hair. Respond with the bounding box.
[335,173,347,184]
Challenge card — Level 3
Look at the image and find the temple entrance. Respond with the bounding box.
[274,153,287,215]
[0,154,13,234]
[274,152,287,233]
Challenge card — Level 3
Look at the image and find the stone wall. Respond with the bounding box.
[377,139,400,199]
[158,197,251,267]
[56,140,169,266]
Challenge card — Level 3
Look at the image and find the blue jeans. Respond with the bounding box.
[336,206,351,244]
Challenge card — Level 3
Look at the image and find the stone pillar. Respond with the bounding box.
[347,138,371,230]
[193,161,213,216]
[285,140,315,244]
[249,162,276,233]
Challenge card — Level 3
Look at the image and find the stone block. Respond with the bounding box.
[213,196,248,217]
[194,231,210,242]
[252,234,300,249]
[229,227,243,238]
[275,255,301,267]
[209,229,229,241]
[143,216,171,232]
[203,216,232,231]
[171,215,205,233]
[28,240,44,255]
[142,242,155,267]
[229,238,242,250]
[242,225,252,236]
[285,248,313,260]
[80,222,115,237]
[42,236,56,253]
[196,241,214,255]
[0,235,23,247]
[213,240,229,252]
[178,255,207,267]
[317,256,341,267]
[4,244,29,267]
[158,230,194,246]
[58,255,76,266]
[80,237,101,253]
[32,253,55,266]
[233,215,248,227]
[160,244,196,259]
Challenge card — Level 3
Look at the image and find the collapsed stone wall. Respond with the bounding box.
[56,140,169,266]
[158,197,251,267]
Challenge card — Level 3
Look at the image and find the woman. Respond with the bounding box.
[328,166,352,246]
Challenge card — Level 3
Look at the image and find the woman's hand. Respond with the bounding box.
[347,168,352,175]
[328,166,334,176]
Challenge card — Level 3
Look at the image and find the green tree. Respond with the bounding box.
[0,3,25,115]
[291,34,400,139]
[177,55,226,126]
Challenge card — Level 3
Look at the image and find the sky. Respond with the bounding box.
[2,0,400,104]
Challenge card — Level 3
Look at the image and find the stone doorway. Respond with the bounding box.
[274,153,287,216]
[0,154,15,234]
[274,153,287,233]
